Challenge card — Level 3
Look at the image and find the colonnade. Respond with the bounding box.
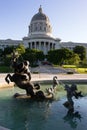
[28,41,55,54]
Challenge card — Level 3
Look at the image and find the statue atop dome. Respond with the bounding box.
[39,5,42,13]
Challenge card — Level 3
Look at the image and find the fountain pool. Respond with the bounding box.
[0,83,87,130]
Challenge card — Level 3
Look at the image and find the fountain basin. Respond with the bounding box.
[0,82,87,130]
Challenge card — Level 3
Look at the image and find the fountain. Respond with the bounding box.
[2,51,87,130]
[0,83,87,130]
[5,51,83,112]
[5,51,58,100]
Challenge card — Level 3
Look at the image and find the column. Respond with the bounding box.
[48,42,50,51]
[39,41,41,50]
[34,42,36,49]
[44,42,46,54]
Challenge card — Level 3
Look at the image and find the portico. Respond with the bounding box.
[27,40,55,54]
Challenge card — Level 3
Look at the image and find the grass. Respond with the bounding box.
[63,65,77,68]
[62,65,87,74]
[75,68,87,74]
[0,66,13,73]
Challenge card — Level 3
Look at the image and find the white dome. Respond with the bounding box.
[28,6,52,37]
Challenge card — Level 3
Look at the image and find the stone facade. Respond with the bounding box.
[0,39,22,50]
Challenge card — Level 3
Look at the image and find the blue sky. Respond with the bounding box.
[0,0,87,43]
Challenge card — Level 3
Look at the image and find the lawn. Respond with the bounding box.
[63,65,87,74]
[0,66,13,73]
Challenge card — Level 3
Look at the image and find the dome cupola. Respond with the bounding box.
[28,6,52,37]
[31,6,48,21]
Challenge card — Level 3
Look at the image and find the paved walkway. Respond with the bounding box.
[0,73,87,88]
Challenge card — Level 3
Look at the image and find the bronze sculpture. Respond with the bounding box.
[5,51,57,99]
[63,84,83,112]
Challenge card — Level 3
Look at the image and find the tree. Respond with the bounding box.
[2,46,15,65]
[35,49,44,61]
[66,53,80,65]
[22,48,44,66]
[73,46,86,61]
[3,46,15,56]
[0,49,3,57]
[47,48,73,65]
[47,50,58,64]
[16,44,25,55]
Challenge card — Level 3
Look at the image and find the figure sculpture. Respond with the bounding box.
[11,51,31,81]
[5,51,40,97]
[5,51,56,100]
[5,73,57,99]
[63,84,83,112]
[46,76,59,95]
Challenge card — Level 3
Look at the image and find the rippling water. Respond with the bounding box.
[0,84,87,130]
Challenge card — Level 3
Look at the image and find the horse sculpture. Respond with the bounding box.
[5,51,40,97]
[5,73,58,99]
[5,51,58,99]
[5,73,40,97]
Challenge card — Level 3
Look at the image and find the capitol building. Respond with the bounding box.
[0,6,87,55]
